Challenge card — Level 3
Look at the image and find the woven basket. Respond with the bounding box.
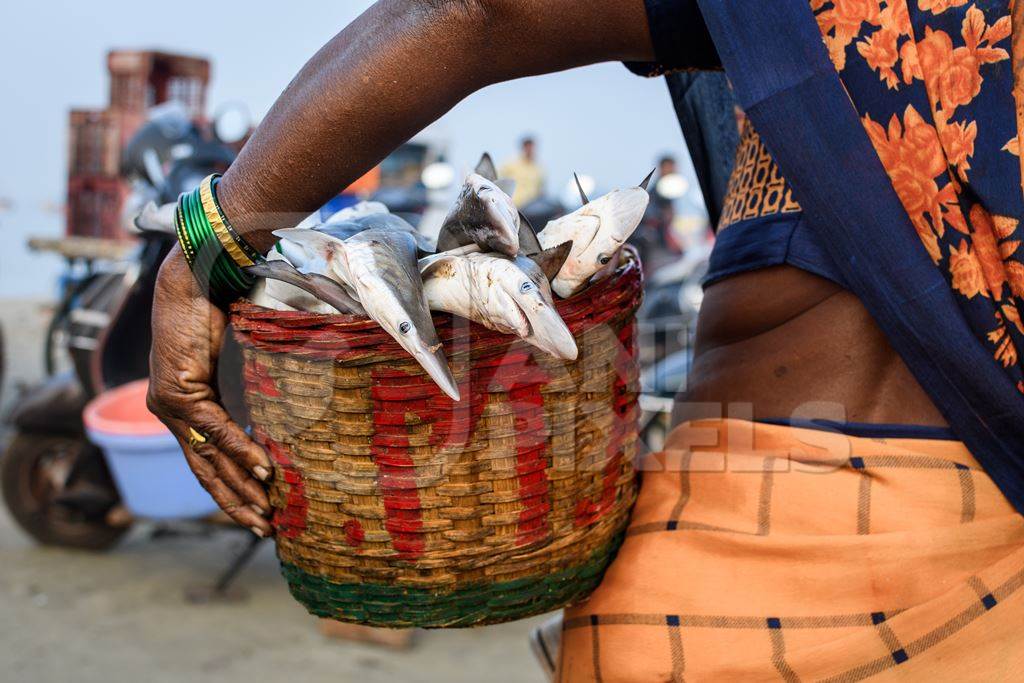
[230,250,643,628]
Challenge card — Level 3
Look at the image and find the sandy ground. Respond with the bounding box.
[0,298,548,683]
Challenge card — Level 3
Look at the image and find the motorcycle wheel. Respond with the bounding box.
[1,434,128,550]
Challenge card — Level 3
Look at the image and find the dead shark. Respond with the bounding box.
[420,241,577,360]
[435,153,541,257]
[131,200,361,314]
[537,171,653,298]
[273,227,460,401]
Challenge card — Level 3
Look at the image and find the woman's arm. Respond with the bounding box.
[219,0,657,250]
[149,0,661,534]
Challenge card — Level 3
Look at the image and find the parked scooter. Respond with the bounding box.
[1,107,240,553]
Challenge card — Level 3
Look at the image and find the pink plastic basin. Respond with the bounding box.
[83,379,219,519]
[83,379,167,436]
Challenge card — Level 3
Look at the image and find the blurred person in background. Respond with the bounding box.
[498,135,545,207]
[629,153,681,272]
[146,0,1024,679]
[651,154,678,212]
[651,154,681,251]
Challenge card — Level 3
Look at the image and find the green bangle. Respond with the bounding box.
[174,174,261,307]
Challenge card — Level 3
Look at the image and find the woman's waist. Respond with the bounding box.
[684,267,948,427]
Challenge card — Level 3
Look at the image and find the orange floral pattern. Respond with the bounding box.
[811,1,1024,386]
[918,0,969,13]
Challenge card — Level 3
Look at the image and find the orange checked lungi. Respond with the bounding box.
[557,419,1024,681]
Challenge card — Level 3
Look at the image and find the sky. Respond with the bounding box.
[0,0,696,297]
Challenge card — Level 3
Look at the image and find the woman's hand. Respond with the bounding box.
[147,246,274,537]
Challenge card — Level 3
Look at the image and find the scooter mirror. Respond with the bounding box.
[213,102,253,145]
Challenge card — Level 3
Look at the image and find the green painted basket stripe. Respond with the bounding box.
[281,535,624,628]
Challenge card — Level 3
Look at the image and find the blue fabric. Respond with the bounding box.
[696,0,1024,512]
[621,1,733,224]
[320,194,359,221]
[758,417,958,441]
[664,72,738,226]
[704,214,847,288]
[623,0,720,77]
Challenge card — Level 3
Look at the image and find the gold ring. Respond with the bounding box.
[187,427,209,449]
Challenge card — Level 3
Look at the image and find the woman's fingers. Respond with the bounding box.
[192,461,273,536]
[180,399,273,481]
[182,446,274,537]
[167,419,274,537]
[148,248,273,536]
[206,443,272,513]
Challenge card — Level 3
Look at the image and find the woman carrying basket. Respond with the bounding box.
[148,0,1024,679]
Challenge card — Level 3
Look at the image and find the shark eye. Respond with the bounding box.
[519,281,535,294]
[399,321,412,334]
[599,255,612,265]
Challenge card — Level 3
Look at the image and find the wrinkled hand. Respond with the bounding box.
[147,246,273,536]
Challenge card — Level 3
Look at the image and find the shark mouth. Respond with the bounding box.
[515,299,578,361]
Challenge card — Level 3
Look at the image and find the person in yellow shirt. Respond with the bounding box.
[498,136,545,208]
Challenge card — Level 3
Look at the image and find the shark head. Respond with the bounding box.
[342,230,461,401]
[436,172,520,256]
[511,244,577,360]
[366,275,460,401]
[539,184,649,298]
[271,227,458,400]
[425,244,577,361]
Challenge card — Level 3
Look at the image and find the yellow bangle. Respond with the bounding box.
[198,174,256,268]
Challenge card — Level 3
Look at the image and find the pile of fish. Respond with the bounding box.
[152,154,651,401]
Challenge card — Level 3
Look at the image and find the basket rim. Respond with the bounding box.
[231,246,643,357]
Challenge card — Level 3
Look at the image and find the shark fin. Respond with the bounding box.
[273,227,349,268]
[245,259,363,315]
[573,172,590,205]
[475,152,498,181]
[517,212,543,255]
[639,168,656,191]
[272,227,341,252]
[134,201,176,234]
[419,252,460,280]
[529,240,573,282]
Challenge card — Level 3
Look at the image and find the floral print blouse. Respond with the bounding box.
[814,0,1024,389]
[634,0,1024,393]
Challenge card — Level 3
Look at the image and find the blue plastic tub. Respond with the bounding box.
[83,379,219,519]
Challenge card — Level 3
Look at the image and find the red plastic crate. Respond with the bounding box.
[68,109,148,178]
[66,176,131,240]
[68,110,121,178]
[107,50,210,120]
